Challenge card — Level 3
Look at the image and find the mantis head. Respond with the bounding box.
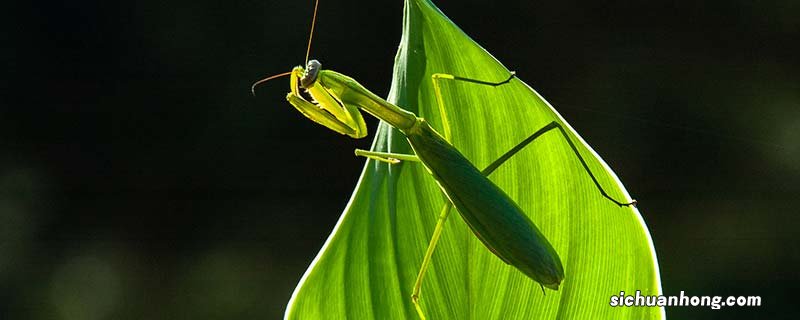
[293,59,322,91]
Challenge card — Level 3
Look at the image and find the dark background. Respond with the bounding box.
[2,0,798,319]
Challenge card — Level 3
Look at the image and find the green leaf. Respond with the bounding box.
[285,0,663,319]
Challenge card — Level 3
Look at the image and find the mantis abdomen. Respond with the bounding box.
[403,118,565,289]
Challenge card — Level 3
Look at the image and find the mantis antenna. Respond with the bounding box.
[305,0,319,65]
[250,0,320,95]
[250,71,292,95]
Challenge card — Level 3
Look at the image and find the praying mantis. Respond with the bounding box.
[253,1,636,319]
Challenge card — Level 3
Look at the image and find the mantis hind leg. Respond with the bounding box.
[486,120,637,206]
[432,71,635,206]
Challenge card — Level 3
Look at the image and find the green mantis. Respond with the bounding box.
[254,1,635,319]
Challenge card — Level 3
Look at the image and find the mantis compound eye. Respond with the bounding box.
[300,59,322,88]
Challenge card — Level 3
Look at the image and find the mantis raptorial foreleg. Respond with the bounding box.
[352,72,635,319]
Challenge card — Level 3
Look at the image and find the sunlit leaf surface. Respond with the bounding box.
[285,0,663,318]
